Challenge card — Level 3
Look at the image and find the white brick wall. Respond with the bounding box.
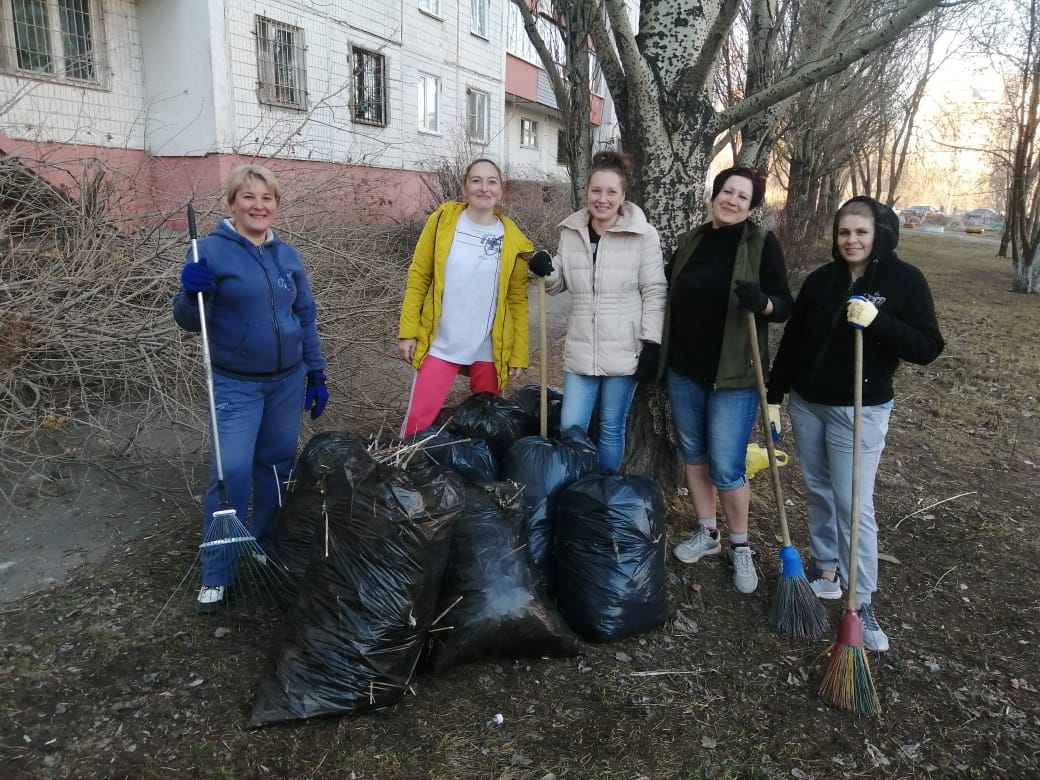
[0,0,552,180]
[0,0,146,149]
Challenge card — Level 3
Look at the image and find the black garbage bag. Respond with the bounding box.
[508,384,564,437]
[427,482,582,672]
[269,431,373,600]
[248,448,465,728]
[447,392,528,461]
[501,428,599,595]
[408,428,498,484]
[554,472,671,642]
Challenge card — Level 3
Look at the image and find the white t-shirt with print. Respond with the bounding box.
[429,210,505,364]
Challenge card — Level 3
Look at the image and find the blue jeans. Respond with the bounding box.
[666,370,758,490]
[201,365,306,586]
[560,372,638,471]
[789,391,891,604]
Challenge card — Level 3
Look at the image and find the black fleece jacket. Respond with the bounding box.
[767,196,945,406]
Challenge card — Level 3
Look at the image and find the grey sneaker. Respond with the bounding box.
[673,527,722,563]
[857,602,890,652]
[729,545,759,594]
[810,574,842,600]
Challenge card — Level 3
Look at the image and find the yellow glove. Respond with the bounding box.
[847,296,878,329]
[767,404,782,442]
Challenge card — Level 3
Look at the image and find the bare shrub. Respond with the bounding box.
[0,155,418,497]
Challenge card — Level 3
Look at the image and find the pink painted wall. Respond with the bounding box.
[0,134,437,232]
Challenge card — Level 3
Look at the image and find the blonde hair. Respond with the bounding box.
[224,164,281,206]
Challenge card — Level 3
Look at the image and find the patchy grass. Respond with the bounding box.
[1,231,1039,779]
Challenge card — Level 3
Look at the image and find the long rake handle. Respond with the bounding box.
[187,204,229,495]
[745,311,791,546]
[845,328,864,609]
[538,277,548,438]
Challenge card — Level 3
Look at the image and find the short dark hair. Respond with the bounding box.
[587,149,633,194]
[711,166,765,210]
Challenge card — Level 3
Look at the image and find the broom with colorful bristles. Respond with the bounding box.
[817,328,880,715]
[745,312,830,640]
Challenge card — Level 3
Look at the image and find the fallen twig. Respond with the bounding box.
[893,491,977,530]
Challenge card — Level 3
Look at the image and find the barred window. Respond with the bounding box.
[467,88,489,143]
[5,0,101,83]
[256,16,307,109]
[353,48,386,125]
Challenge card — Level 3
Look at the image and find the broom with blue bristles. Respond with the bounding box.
[817,327,880,715]
[745,312,830,640]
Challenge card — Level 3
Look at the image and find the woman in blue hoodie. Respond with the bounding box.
[767,196,944,651]
[174,164,328,613]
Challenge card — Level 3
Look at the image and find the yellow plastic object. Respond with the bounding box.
[746,442,787,479]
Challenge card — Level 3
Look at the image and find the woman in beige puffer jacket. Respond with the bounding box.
[528,150,666,470]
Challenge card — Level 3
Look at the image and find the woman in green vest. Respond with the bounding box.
[661,167,793,594]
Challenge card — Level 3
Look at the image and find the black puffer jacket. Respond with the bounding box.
[767,196,944,406]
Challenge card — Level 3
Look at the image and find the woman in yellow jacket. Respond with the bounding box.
[397,159,534,436]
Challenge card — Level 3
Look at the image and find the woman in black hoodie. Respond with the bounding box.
[767,196,944,652]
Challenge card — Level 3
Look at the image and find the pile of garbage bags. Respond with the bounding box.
[249,391,671,727]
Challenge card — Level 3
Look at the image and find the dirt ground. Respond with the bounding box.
[2,231,1039,779]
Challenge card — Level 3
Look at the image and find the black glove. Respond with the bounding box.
[734,280,769,313]
[528,250,554,277]
[181,255,215,295]
[634,342,660,383]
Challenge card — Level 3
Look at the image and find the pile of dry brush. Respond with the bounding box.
[0,156,568,492]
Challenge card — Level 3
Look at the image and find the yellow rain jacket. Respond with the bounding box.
[397,201,533,389]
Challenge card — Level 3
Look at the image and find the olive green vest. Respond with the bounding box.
[658,221,768,388]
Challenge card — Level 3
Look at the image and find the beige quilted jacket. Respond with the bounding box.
[544,202,666,376]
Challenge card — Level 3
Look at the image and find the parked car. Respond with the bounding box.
[964,208,1003,221]
[901,204,940,221]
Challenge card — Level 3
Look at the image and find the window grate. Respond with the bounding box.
[8,0,99,82]
[256,16,307,109]
[353,48,386,125]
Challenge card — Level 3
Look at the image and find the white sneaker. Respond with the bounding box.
[729,545,759,594]
[673,527,722,563]
[810,575,842,600]
[858,602,890,652]
[196,585,226,614]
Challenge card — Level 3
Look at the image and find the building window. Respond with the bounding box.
[471,0,489,38]
[256,16,307,109]
[467,88,489,142]
[6,0,102,83]
[520,118,538,148]
[557,131,569,165]
[418,0,442,17]
[590,52,604,96]
[418,73,441,132]
[353,48,386,126]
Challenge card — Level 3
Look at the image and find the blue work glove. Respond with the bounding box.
[767,404,782,443]
[305,371,329,420]
[181,255,215,295]
[847,295,878,329]
[528,250,554,277]
[734,280,769,313]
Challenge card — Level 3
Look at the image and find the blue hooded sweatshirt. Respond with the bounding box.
[173,218,326,379]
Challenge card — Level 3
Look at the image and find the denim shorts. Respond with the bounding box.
[666,370,759,490]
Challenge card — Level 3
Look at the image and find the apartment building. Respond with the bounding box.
[0,0,603,224]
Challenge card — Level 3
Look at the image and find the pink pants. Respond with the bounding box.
[401,354,500,436]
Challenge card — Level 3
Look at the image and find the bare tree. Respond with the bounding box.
[975,0,1040,290]
[517,0,946,481]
